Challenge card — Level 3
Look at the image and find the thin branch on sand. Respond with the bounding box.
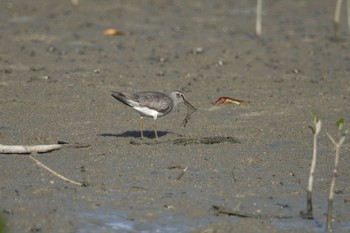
[29,155,85,186]
[212,205,292,219]
[176,166,188,181]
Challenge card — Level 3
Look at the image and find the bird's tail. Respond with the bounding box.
[111,91,133,107]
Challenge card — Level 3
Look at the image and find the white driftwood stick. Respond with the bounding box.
[0,143,90,154]
[0,144,64,154]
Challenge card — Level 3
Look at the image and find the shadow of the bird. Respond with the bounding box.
[99,130,168,139]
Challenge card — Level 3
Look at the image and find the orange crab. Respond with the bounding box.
[212,97,244,106]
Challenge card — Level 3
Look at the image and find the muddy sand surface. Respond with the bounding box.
[1,0,350,232]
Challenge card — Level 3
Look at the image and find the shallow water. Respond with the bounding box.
[77,209,350,233]
[78,211,211,233]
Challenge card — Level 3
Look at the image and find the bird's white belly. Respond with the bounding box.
[134,106,164,119]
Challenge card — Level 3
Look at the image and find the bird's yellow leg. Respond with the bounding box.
[153,119,158,140]
[139,116,144,139]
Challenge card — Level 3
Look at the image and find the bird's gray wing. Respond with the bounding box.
[136,92,173,112]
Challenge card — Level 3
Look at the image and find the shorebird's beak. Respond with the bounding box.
[183,98,197,111]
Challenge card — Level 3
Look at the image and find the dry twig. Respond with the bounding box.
[29,155,85,186]
[176,166,188,181]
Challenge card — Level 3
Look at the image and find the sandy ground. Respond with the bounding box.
[1,0,350,232]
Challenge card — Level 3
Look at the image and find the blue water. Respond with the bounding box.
[77,211,210,233]
[77,209,350,233]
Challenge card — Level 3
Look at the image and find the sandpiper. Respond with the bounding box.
[111,90,196,139]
